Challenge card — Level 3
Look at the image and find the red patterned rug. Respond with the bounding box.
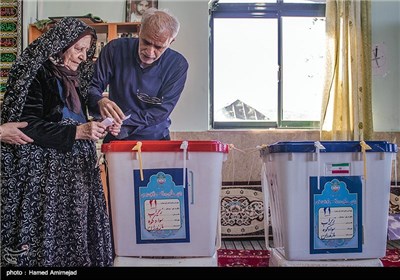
[218,249,270,267]
[218,248,400,267]
[380,249,400,267]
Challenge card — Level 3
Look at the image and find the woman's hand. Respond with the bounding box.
[107,123,121,137]
[76,121,107,140]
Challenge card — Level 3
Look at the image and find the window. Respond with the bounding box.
[210,0,326,129]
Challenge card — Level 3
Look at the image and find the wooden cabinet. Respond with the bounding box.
[28,22,141,44]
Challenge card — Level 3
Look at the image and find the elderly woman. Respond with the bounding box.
[0,17,117,267]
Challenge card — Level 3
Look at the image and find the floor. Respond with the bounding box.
[221,238,268,251]
[220,238,400,251]
[112,238,399,267]
[221,238,400,267]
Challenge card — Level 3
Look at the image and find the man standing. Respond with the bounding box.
[88,8,189,141]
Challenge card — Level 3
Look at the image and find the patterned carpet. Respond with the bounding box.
[218,249,269,267]
[218,248,400,267]
[380,249,400,267]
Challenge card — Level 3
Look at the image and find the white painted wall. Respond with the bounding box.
[371,0,400,132]
[22,0,400,132]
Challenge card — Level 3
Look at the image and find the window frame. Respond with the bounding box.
[209,1,326,130]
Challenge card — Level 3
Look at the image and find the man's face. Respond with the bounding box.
[136,1,150,16]
[138,26,174,66]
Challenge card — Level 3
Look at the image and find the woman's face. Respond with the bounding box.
[63,35,92,71]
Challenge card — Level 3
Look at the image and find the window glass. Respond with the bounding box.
[213,18,278,122]
[282,16,325,122]
[210,1,326,129]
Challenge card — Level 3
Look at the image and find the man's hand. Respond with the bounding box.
[0,122,34,145]
[98,97,126,125]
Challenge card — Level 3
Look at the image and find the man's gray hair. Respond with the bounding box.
[141,8,180,39]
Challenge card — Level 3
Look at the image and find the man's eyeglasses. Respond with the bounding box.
[136,92,163,105]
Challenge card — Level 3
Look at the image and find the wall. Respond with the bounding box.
[22,0,400,132]
[21,0,400,182]
[371,0,400,132]
[171,130,400,183]
[22,0,209,131]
